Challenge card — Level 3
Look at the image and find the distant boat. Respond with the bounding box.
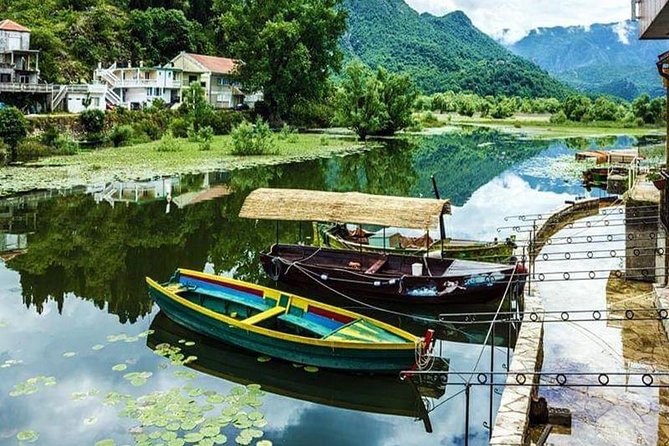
[317,223,514,262]
[260,244,515,304]
[147,312,448,428]
[146,269,424,372]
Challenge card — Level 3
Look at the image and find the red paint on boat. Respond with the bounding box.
[309,306,355,324]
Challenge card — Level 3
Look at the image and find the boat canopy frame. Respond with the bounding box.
[239,188,452,231]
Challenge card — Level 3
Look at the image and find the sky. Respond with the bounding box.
[405,0,632,44]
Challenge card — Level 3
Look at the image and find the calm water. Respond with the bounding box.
[0,130,659,445]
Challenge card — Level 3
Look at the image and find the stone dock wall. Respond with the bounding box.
[489,197,610,445]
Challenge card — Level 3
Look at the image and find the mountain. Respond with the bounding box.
[510,21,667,100]
[342,0,572,98]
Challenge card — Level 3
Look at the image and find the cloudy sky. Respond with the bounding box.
[405,0,632,43]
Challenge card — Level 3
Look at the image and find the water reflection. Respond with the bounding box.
[0,129,655,445]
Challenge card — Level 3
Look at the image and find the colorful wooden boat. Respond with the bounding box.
[260,244,516,304]
[146,269,423,372]
[316,223,515,262]
[147,312,448,426]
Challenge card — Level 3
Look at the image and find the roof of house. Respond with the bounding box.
[0,20,30,33]
[186,53,237,75]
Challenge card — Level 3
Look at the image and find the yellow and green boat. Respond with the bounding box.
[146,269,423,373]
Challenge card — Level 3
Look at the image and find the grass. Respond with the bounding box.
[0,134,365,197]
[417,113,665,139]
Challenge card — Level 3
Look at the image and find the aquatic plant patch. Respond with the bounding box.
[9,376,57,397]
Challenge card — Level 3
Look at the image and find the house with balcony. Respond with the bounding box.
[166,52,261,109]
[92,62,183,110]
[0,20,41,87]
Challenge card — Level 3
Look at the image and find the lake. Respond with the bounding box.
[0,129,660,445]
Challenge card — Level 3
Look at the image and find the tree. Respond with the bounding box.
[588,97,620,122]
[563,95,592,122]
[126,8,200,65]
[375,68,418,135]
[182,83,214,131]
[0,107,28,160]
[214,0,348,124]
[334,61,385,141]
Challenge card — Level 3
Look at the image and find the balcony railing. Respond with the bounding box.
[93,71,182,89]
[0,83,51,93]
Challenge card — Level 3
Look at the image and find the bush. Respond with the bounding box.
[278,123,298,143]
[0,139,7,165]
[156,131,180,152]
[204,110,247,135]
[16,139,50,158]
[197,126,214,151]
[52,134,78,155]
[109,125,134,147]
[549,111,569,125]
[230,119,275,156]
[0,106,28,158]
[40,125,60,147]
[134,121,163,141]
[79,109,106,136]
[170,117,190,138]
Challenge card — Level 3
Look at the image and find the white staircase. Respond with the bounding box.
[51,85,67,111]
[94,64,122,109]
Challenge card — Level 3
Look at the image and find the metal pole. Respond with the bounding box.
[464,384,471,446]
[489,322,495,439]
[275,221,279,246]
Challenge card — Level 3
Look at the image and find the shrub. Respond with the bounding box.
[79,109,106,136]
[134,121,163,141]
[170,117,190,138]
[204,110,247,135]
[52,134,78,155]
[0,139,7,165]
[40,125,60,147]
[109,125,134,147]
[230,119,275,156]
[16,139,50,158]
[549,111,568,125]
[278,123,298,143]
[197,126,214,151]
[156,132,180,152]
[0,106,28,158]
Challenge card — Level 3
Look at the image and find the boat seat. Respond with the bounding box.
[278,313,334,337]
[243,306,286,325]
[365,257,387,275]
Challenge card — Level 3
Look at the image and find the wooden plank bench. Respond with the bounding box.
[365,257,387,275]
[243,306,286,325]
[192,286,271,312]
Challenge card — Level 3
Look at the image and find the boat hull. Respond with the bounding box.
[261,245,515,305]
[318,224,514,263]
[148,276,417,373]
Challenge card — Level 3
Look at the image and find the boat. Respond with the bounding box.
[316,223,515,262]
[146,269,425,372]
[260,244,516,304]
[147,312,448,431]
[239,188,511,262]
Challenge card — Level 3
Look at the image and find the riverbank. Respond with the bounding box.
[0,134,366,198]
[419,113,665,139]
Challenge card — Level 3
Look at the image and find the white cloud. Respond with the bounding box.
[404,0,631,44]
[613,20,633,44]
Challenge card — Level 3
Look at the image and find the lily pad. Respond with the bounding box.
[84,417,98,425]
[303,366,319,373]
[112,364,128,372]
[94,440,116,446]
[16,430,39,443]
[63,352,77,358]
[256,441,272,446]
[213,434,228,444]
[184,432,204,443]
[234,435,252,446]
[185,341,196,347]
[92,344,105,351]
[256,356,271,363]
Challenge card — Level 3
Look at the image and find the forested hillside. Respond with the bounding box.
[0,0,571,99]
[511,21,666,100]
[342,0,572,97]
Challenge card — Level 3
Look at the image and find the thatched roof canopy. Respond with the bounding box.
[239,189,451,230]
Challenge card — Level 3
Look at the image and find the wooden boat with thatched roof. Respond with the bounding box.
[239,189,516,304]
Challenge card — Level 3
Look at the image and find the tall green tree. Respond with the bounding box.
[0,107,28,160]
[335,61,385,141]
[376,68,418,135]
[182,83,214,131]
[126,8,198,65]
[214,0,348,124]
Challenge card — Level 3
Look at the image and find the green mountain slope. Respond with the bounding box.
[342,0,572,97]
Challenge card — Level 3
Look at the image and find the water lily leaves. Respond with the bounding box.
[240,429,263,439]
[199,439,215,446]
[122,371,153,387]
[10,376,57,397]
[137,329,155,338]
[256,441,272,446]
[63,352,77,358]
[112,364,128,372]
[213,434,228,445]
[185,341,196,347]
[167,439,185,446]
[16,430,39,443]
[71,392,88,401]
[303,366,319,373]
[256,356,271,363]
[84,417,98,425]
[234,435,252,446]
[107,334,129,343]
[247,412,263,421]
[1,359,23,368]
[92,344,105,351]
[184,432,204,443]
[174,370,197,380]
[94,440,116,446]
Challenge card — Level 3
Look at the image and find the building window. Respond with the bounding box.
[92,97,100,107]
[189,75,198,84]
[217,78,230,86]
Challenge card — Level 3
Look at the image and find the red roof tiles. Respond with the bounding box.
[188,53,237,74]
[0,20,30,33]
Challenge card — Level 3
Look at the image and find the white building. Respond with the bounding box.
[64,84,107,113]
[93,62,182,110]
